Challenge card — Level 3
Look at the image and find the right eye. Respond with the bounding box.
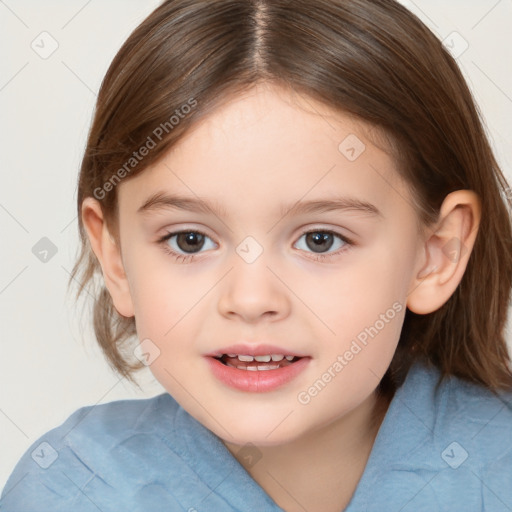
[157,230,217,262]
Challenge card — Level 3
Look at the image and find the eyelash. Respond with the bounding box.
[156,229,354,263]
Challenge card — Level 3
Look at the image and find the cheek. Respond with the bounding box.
[123,246,186,339]
[301,244,409,332]
[125,248,215,378]
[303,241,412,379]
[341,240,414,369]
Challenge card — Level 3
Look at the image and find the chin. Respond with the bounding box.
[208,416,308,448]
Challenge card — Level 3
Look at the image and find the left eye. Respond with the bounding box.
[294,230,351,257]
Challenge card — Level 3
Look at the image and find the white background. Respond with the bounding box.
[1,0,511,491]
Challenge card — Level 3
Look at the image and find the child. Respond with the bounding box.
[2,0,512,510]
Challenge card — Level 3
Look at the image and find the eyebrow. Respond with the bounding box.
[137,191,383,219]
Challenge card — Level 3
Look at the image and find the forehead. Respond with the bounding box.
[118,83,413,222]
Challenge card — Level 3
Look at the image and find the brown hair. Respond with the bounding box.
[70,0,512,394]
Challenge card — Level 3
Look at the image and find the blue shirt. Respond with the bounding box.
[1,361,511,511]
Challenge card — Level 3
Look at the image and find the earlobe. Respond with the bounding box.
[81,197,135,318]
[406,190,481,315]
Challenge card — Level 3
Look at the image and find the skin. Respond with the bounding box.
[82,82,481,511]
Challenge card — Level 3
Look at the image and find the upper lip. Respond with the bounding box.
[205,343,309,358]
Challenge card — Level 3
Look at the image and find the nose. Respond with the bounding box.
[217,255,291,324]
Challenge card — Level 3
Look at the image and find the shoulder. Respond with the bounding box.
[419,362,512,467]
[393,360,512,450]
[367,361,512,511]
[0,392,182,511]
[430,365,512,510]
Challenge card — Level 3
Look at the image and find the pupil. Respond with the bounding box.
[307,232,333,253]
[177,232,205,253]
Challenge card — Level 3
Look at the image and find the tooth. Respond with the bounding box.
[285,355,294,361]
[238,355,254,362]
[254,355,271,362]
[246,366,258,371]
[236,365,247,370]
[271,354,284,361]
[257,364,280,370]
[227,353,237,357]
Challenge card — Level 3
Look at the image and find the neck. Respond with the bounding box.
[223,390,390,512]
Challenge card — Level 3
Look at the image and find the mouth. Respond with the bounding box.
[205,345,311,392]
[212,353,302,371]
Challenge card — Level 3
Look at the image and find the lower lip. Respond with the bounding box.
[205,356,311,392]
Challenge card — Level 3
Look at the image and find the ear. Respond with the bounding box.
[407,190,481,315]
[81,197,134,318]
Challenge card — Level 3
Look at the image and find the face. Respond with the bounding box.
[115,83,425,446]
